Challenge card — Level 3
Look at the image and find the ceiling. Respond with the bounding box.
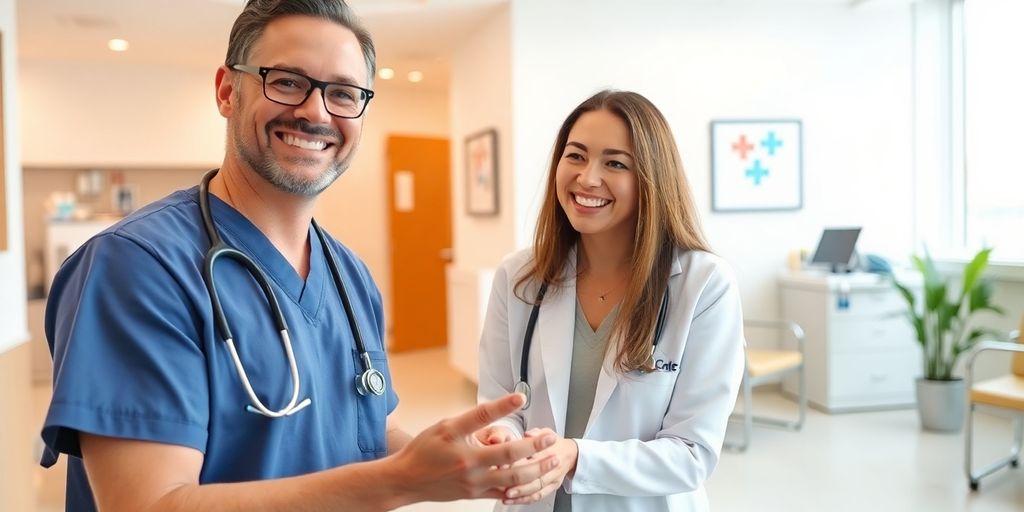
[17,0,509,90]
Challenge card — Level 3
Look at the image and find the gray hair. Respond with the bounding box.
[225,0,376,87]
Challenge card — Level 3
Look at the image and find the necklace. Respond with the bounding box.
[583,274,626,303]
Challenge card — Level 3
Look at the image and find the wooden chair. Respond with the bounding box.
[965,316,1024,491]
[725,319,806,452]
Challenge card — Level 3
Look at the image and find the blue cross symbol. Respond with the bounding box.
[745,159,769,185]
[760,131,783,156]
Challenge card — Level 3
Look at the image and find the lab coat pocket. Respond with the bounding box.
[352,349,389,458]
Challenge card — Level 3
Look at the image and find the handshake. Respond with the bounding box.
[385,393,579,507]
[469,424,578,505]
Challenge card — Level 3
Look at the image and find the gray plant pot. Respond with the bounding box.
[915,377,966,432]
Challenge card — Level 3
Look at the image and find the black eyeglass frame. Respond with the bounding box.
[230,64,375,119]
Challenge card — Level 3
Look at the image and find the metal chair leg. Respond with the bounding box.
[724,375,753,452]
[966,403,978,491]
[966,405,1024,491]
[748,366,805,431]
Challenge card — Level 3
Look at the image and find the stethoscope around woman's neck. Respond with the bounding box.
[198,169,385,419]
[514,281,670,410]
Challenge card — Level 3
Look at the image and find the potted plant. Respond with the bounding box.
[892,248,1002,432]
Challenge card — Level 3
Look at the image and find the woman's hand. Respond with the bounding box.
[501,428,579,505]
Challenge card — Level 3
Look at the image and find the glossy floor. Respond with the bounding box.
[31,348,1023,512]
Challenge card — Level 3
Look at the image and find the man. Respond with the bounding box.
[40,1,557,510]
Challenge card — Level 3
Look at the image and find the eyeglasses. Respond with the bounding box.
[231,64,374,119]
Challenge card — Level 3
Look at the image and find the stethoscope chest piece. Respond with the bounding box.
[514,380,532,410]
[358,367,387,396]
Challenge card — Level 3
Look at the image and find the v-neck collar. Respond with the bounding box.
[201,189,326,320]
[575,297,621,338]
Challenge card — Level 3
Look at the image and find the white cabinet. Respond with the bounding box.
[446,266,494,383]
[780,272,922,412]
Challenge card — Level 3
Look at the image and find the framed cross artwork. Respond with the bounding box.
[710,119,802,212]
[465,128,499,216]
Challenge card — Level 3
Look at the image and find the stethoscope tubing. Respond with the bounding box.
[198,170,384,419]
[516,281,670,410]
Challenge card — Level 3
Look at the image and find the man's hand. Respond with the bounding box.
[469,425,516,447]
[383,394,558,505]
[500,428,578,506]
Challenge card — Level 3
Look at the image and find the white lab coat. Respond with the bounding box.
[478,247,745,512]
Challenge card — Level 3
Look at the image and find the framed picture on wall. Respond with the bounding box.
[465,128,499,216]
[710,119,803,212]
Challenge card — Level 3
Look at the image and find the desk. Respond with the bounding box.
[780,271,922,412]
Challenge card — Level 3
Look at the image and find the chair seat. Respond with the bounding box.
[970,375,1024,411]
[746,350,802,378]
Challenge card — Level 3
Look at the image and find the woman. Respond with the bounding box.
[476,90,745,511]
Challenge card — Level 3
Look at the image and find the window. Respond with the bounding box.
[960,0,1024,261]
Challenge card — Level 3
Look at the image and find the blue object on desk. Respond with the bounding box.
[864,254,893,274]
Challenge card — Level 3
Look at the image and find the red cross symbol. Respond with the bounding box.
[731,135,754,160]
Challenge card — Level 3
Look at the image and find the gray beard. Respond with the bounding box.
[233,123,354,197]
[242,145,348,196]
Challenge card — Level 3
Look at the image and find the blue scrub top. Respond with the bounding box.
[40,187,399,511]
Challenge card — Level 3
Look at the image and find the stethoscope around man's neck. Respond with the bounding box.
[198,169,385,419]
[514,281,670,410]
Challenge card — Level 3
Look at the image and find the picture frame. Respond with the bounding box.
[710,119,803,212]
[464,128,499,216]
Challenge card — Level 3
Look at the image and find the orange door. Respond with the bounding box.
[387,136,452,352]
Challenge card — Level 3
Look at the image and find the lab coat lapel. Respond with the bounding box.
[539,253,577,437]
[585,345,619,436]
[584,248,686,435]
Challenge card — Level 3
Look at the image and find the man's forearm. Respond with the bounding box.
[146,458,412,512]
[387,427,414,455]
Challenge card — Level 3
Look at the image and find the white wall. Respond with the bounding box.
[1,0,26,353]
[19,59,225,168]
[18,58,449,335]
[315,80,450,328]
[449,4,514,270]
[0,0,35,509]
[507,0,916,323]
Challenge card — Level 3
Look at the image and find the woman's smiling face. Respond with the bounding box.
[555,108,639,240]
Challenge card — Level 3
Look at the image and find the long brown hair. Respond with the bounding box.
[515,90,709,373]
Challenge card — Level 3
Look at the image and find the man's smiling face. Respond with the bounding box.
[227,15,370,196]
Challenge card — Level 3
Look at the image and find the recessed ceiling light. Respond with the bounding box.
[108,39,129,52]
[407,71,423,83]
[378,67,395,80]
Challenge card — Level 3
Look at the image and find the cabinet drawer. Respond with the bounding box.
[829,316,918,353]
[830,350,920,403]
[827,289,906,320]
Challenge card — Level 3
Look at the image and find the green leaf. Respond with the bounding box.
[968,280,994,313]
[893,279,917,310]
[907,312,926,345]
[937,301,957,332]
[960,248,992,303]
[896,247,1003,379]
[924,281,947,312]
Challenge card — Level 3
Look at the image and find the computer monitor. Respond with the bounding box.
[810,228,861,273]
